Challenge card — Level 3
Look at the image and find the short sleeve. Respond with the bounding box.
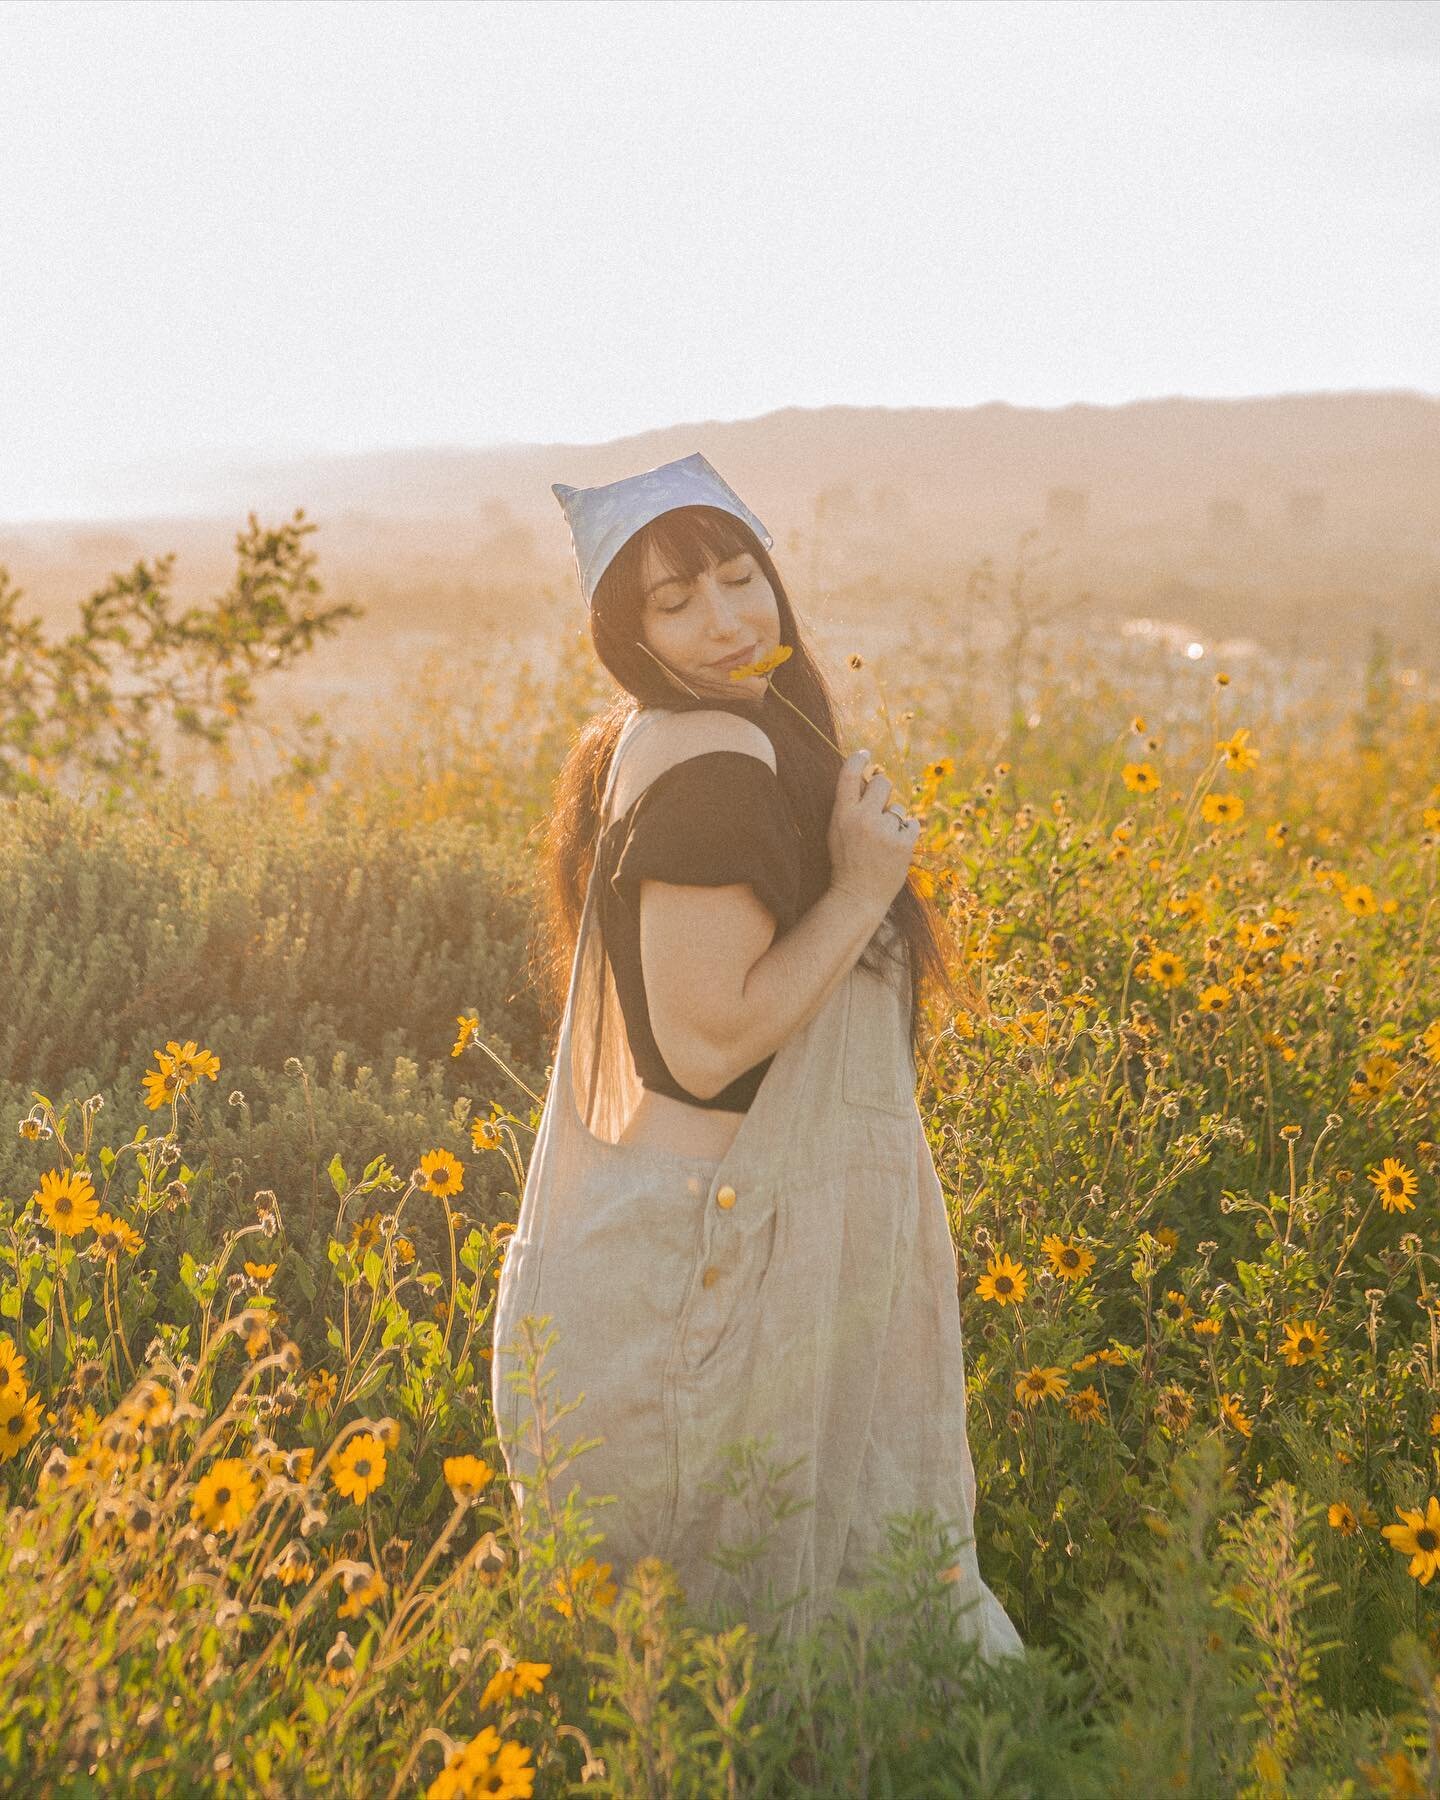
[610,751,799,928]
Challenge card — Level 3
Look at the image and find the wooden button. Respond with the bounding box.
[715,1184,737,1209]
[701,1265,721,1288]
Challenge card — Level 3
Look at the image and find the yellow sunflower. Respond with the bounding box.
[1383,1498,1440,1585]
[1219,1393,1253,1438]
[1040,1235,1095,1281]
[1144,948,1186,989]
[451,1012,480,1058]
[1015,1366,1068,1409]
[1420,1021,1440,1065]
[419,1148,464,1197]
[1279,1319,1328,1366]
[141,1058,185,1110]
[1327,1502,1359,1536]
[547,1556,617,1619]
[0,1393,42,1460]
[0,1338,27,1414]
[92,1213,143,1258]
[1215,729,1258,772]
[443,1454,495,1504]
[426,1728,535,1800]
[332,1431,388,1503]
[33,1167,98,1237]
[1067,1385,1105,1424]
[975,1253,1028,1307]
[1197,984,1231,1015]
[243,1260,277,1283]
[1343,883,1379,918]
[1200,792,1244,826]
[1369,1158,1419,1213]
[479,1659,552,1709]
[162,1039,221,1083]
[190,1456,258,1532]
[1122,762,1160,794]
[337,1565,387,1619]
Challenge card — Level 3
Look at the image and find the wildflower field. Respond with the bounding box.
[2,603,1439,1797]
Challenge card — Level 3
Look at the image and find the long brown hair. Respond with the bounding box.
[535,503,955,1073]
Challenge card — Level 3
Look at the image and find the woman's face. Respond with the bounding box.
[637,539,781,700]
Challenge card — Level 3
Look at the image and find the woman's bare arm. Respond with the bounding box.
[640,877,891,1101]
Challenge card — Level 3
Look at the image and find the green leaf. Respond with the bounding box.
[328,1154,348,1198]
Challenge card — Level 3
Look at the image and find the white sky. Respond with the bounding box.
[0,0,1436,522]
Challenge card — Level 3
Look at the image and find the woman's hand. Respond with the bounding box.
[827,749,921,914]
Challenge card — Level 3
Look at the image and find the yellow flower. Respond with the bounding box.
[243,1260,277,1283]
[1154,1226,1179,1252]
[548,1556,618,1619]
[1327,1502,1359,1536]
[419,1148,464,1197]
[307,1368,338,1411]
[92,1213,143,1258]
[349,1214,383,1253]
[1096,1346,1127,1367]
[1144,948,1186,989]
[1215,729,1258,772]
[1383,1498,1440,1585]
[17,1116,45,1141]
[1155,1385,1194,1433]
[243,1317,272,1360]
[1200,793,1244,826]
[479,1659,552,1710]
[1197,984,1231,1015]
[1219,1393,1253,1438]
[119,1378,173,1432]
[1279,1319,1328,1366]
[1419,1021,1440,1066]
[1067,1385,1105,1424]
[190,1457,259,1532]
[268,1541,314,1587]
[163,1039,221,1084]
[0,1338,27,1414]
[726,644,793,682]
[1266,822,1289,849]
[451,1012,479,1058]
[0,1393,42,1460]
[337,1565,387,1619]
[142,1041,221,1109]
[1015,1365,1068,1409]
[1040,1235,1095,1281]
[1343,883,1379,917]
[33,1167,98,1237]
[975,1253,1028,1306]
[1369,1158,1419,1213]
[1167,892,1209,925]
[1121,762,1160,794]
[443,1454,495,1504]
[264,1444,314,1483]
[1192,1317,1221,1338]
[471,1118,503,1151]
[332,1432,388,1503]
[395,1236,417,1264]
[1160,1289,1194,1326]
[426,1727,535,1800]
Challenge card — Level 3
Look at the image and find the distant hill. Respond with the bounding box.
[2,392,1436,660]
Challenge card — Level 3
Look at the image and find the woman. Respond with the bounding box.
[492,451,1022,1660]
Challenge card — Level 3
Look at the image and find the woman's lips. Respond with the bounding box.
[708,644,758,670]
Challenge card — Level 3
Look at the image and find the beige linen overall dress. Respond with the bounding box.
[492,707,1023,1661]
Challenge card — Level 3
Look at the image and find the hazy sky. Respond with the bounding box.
[1,0,1436,522]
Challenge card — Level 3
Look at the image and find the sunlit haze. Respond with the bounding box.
[1,0,1436,522]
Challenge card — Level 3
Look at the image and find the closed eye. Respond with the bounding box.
[658,573,752,615]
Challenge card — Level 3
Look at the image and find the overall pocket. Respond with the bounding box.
[841,958,915,1118]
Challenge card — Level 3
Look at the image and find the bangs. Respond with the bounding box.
[637,506,760,593]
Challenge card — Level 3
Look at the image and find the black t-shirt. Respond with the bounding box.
[595,750,802,1111]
